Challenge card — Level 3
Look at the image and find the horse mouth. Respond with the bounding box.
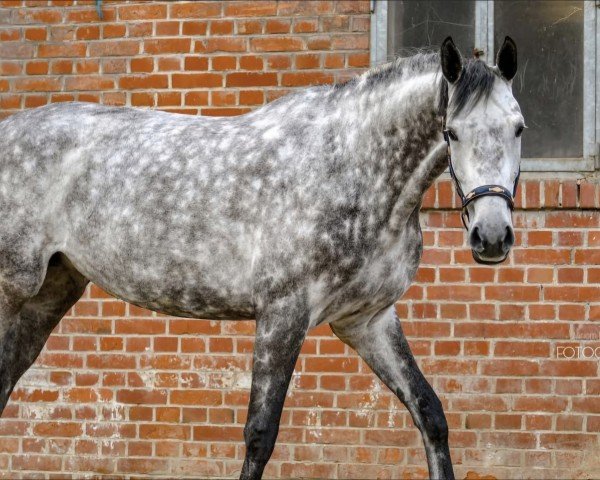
[471,250,509,265]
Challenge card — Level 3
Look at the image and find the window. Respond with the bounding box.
[371,0,597,172]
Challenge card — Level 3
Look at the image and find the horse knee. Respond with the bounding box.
[241,420,279,480]
[244,420,278,462]
[417,394,449,443]
[423,410,448,443]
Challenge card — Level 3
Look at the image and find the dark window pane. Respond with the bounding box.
[495,1,584,158]
[388,1,475,56]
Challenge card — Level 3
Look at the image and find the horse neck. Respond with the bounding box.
[333,69,447,224]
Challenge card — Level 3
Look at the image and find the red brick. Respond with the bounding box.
[15,77,61,92]
[211,56,236,71]
[156,22,179,36]
[117,458,168,475]
[87,354,135,369]
[25,61,48,75]
[348,52,370,67]
[281,463,336,479]
[185,91,209,106]
[25,27,47,41]
[38,43,86,58]
[89,40,139,57]
[427,285,481,301]
[305,357,359,373]
[226,72,277,87]
[139,424,190,440]
[336,1,371,13]
[65,77,114,91]
[562,182,578,207]
[225,1,277,17]
[252,37,304,52]
[196,37,247,53]
[294,19,319,33]
[193,425,243,442]
[170,2,221,18]
[24,95,48,108]
[34,422,83,437]
[211,20,234,35]
[579,181,598,208]
[283,71,335,86]
[103,24,126,38]
[540,360,598,377]
[545,286,600,302]
[12,455,62,472]
[119,3,166,20]
[236,19,262,35]
[485,285,540,302]
[546,212,599,228]
[16,7,63,24]
[295,53,321,69]
[76,25,99,40]
[145,38,191,54]
[527,230,553,246]
[116,389,168,405]
[119,75,168,90]
[130,57,154,73]
[0,95,21,109]
[239,55,263,70]
[494,341,549,357]
[158,57,181,71]
[172,73,223,89]
[540,433,595,449]
[480,432,536,449]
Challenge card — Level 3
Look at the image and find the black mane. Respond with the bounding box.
[340,52,498,118]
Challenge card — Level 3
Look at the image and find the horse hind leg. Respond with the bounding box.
[0,252,88,413]
[332,307,455,480]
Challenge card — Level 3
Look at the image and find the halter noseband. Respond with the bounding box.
[442,118,520,230]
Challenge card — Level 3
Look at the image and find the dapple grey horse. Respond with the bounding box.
[0,37,521,479]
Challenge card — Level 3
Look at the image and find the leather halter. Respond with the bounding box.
[442,119,520,230]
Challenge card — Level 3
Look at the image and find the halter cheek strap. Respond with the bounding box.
[442,127,520,230]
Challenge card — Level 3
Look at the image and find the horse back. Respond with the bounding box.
[0,102,260,319]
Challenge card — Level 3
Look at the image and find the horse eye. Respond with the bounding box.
[515,125,525,138]
[447,129,458,142]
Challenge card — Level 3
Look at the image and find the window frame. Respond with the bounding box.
[370,0,598,172]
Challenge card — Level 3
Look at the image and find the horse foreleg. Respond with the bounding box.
[332,306,455,480]
[240,295,309,480]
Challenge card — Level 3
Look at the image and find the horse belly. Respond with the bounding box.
[64,220,256,320]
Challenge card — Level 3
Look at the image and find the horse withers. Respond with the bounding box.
[0,37,522,479]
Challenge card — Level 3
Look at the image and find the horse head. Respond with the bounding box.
[440,36,523,265]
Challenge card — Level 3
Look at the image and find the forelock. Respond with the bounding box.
[449,59,498,117]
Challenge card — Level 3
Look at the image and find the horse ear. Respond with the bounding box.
[440,36,463,84]
[496,36,517,81]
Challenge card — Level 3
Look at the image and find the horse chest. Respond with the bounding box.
[312,213,423,325]
[360,226,422,304]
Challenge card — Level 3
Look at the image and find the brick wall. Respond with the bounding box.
[0,1,599,478]
[0,0,368,117]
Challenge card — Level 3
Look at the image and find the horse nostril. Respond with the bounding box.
[502,226,515,251]
[469,225,484,252]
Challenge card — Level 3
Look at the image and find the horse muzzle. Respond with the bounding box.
[469,222,514,265]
